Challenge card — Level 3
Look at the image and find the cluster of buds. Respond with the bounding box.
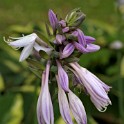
[6,8,111,124]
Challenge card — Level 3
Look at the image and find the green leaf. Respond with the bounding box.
[26,58,45,70]
[28,67,41,79]
[39,50,50,60]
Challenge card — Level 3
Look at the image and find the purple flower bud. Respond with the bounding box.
[86,44,100,52]
[37,61,54,124]
[56,34,66,44]
[68,90,87,124]
[70,62,111,112]
[77,29,86,47]
[48,9,58,31]
[84,36,96,44]
[60,43,75,59]
[56,75,73,124]
[59,20,66,27]
[71,31,78,37]
[62,27,69,33]
[73,42,88,53]
[56,60,69,92]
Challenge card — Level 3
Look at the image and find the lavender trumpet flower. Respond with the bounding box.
[56,75,73,124]
[70,62,111,112]
[5,8,112,124]
[37,61,54,124]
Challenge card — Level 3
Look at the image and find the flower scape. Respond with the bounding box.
[6,8,111,124]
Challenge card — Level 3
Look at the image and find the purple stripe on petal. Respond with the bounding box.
[48,9,58,31]
[77,29,86,47]
[73,42,88,53]
[56,60,69,92]
[40,61,54,124]
[60,43,75,59]
[56,75,73,124]
[84,36,96,44]
[68,90,87,124]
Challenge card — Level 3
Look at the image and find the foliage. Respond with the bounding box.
[0,0,124,124]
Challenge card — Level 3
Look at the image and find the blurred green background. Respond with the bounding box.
[0,0,124,124]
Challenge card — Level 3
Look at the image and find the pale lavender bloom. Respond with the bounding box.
[84,36,96,44]
[70,62,111,112]
[86,44,100,52]
[60,43,75,59]
[56,34,66,44]
[48,9,58,31]
[59,20,66,27]
[56,60,69,92]
[37,61,54,124]
[56,75,73,124]
[8,33,51,61]
[77,29,86,47]
[68,90,87,124]
[62,27,69,33]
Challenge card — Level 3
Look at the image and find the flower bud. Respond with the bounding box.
[65,8,86,27]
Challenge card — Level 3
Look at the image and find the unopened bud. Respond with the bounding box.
[65,8,86,27]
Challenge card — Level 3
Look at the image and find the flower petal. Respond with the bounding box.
[68,90,87,124]
[41,61,54,124]
[9,33,37,48]
[60,43,75,59]
[70,62,111,112]
[77,29,86,47]
[19,42,34,62]
[56,75,73,124]
[86,44,100,52]
[73,42,88,53]
[56,60,69,92]
[34,42,52,54]
[56,34,65,44]
[48,9,58,31]
[84,36,96,44]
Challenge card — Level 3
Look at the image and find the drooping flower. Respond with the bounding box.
[37,61,54,124]
[7,33,52,61]
[69,62,111,112]
[56,75,73,124]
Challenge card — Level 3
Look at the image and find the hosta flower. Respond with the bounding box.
[8,33,52,61]
[69,62,111,112]
[37,61,54,124]
[6,8,112,124]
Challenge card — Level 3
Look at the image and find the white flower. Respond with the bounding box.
[7,33,52,62]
